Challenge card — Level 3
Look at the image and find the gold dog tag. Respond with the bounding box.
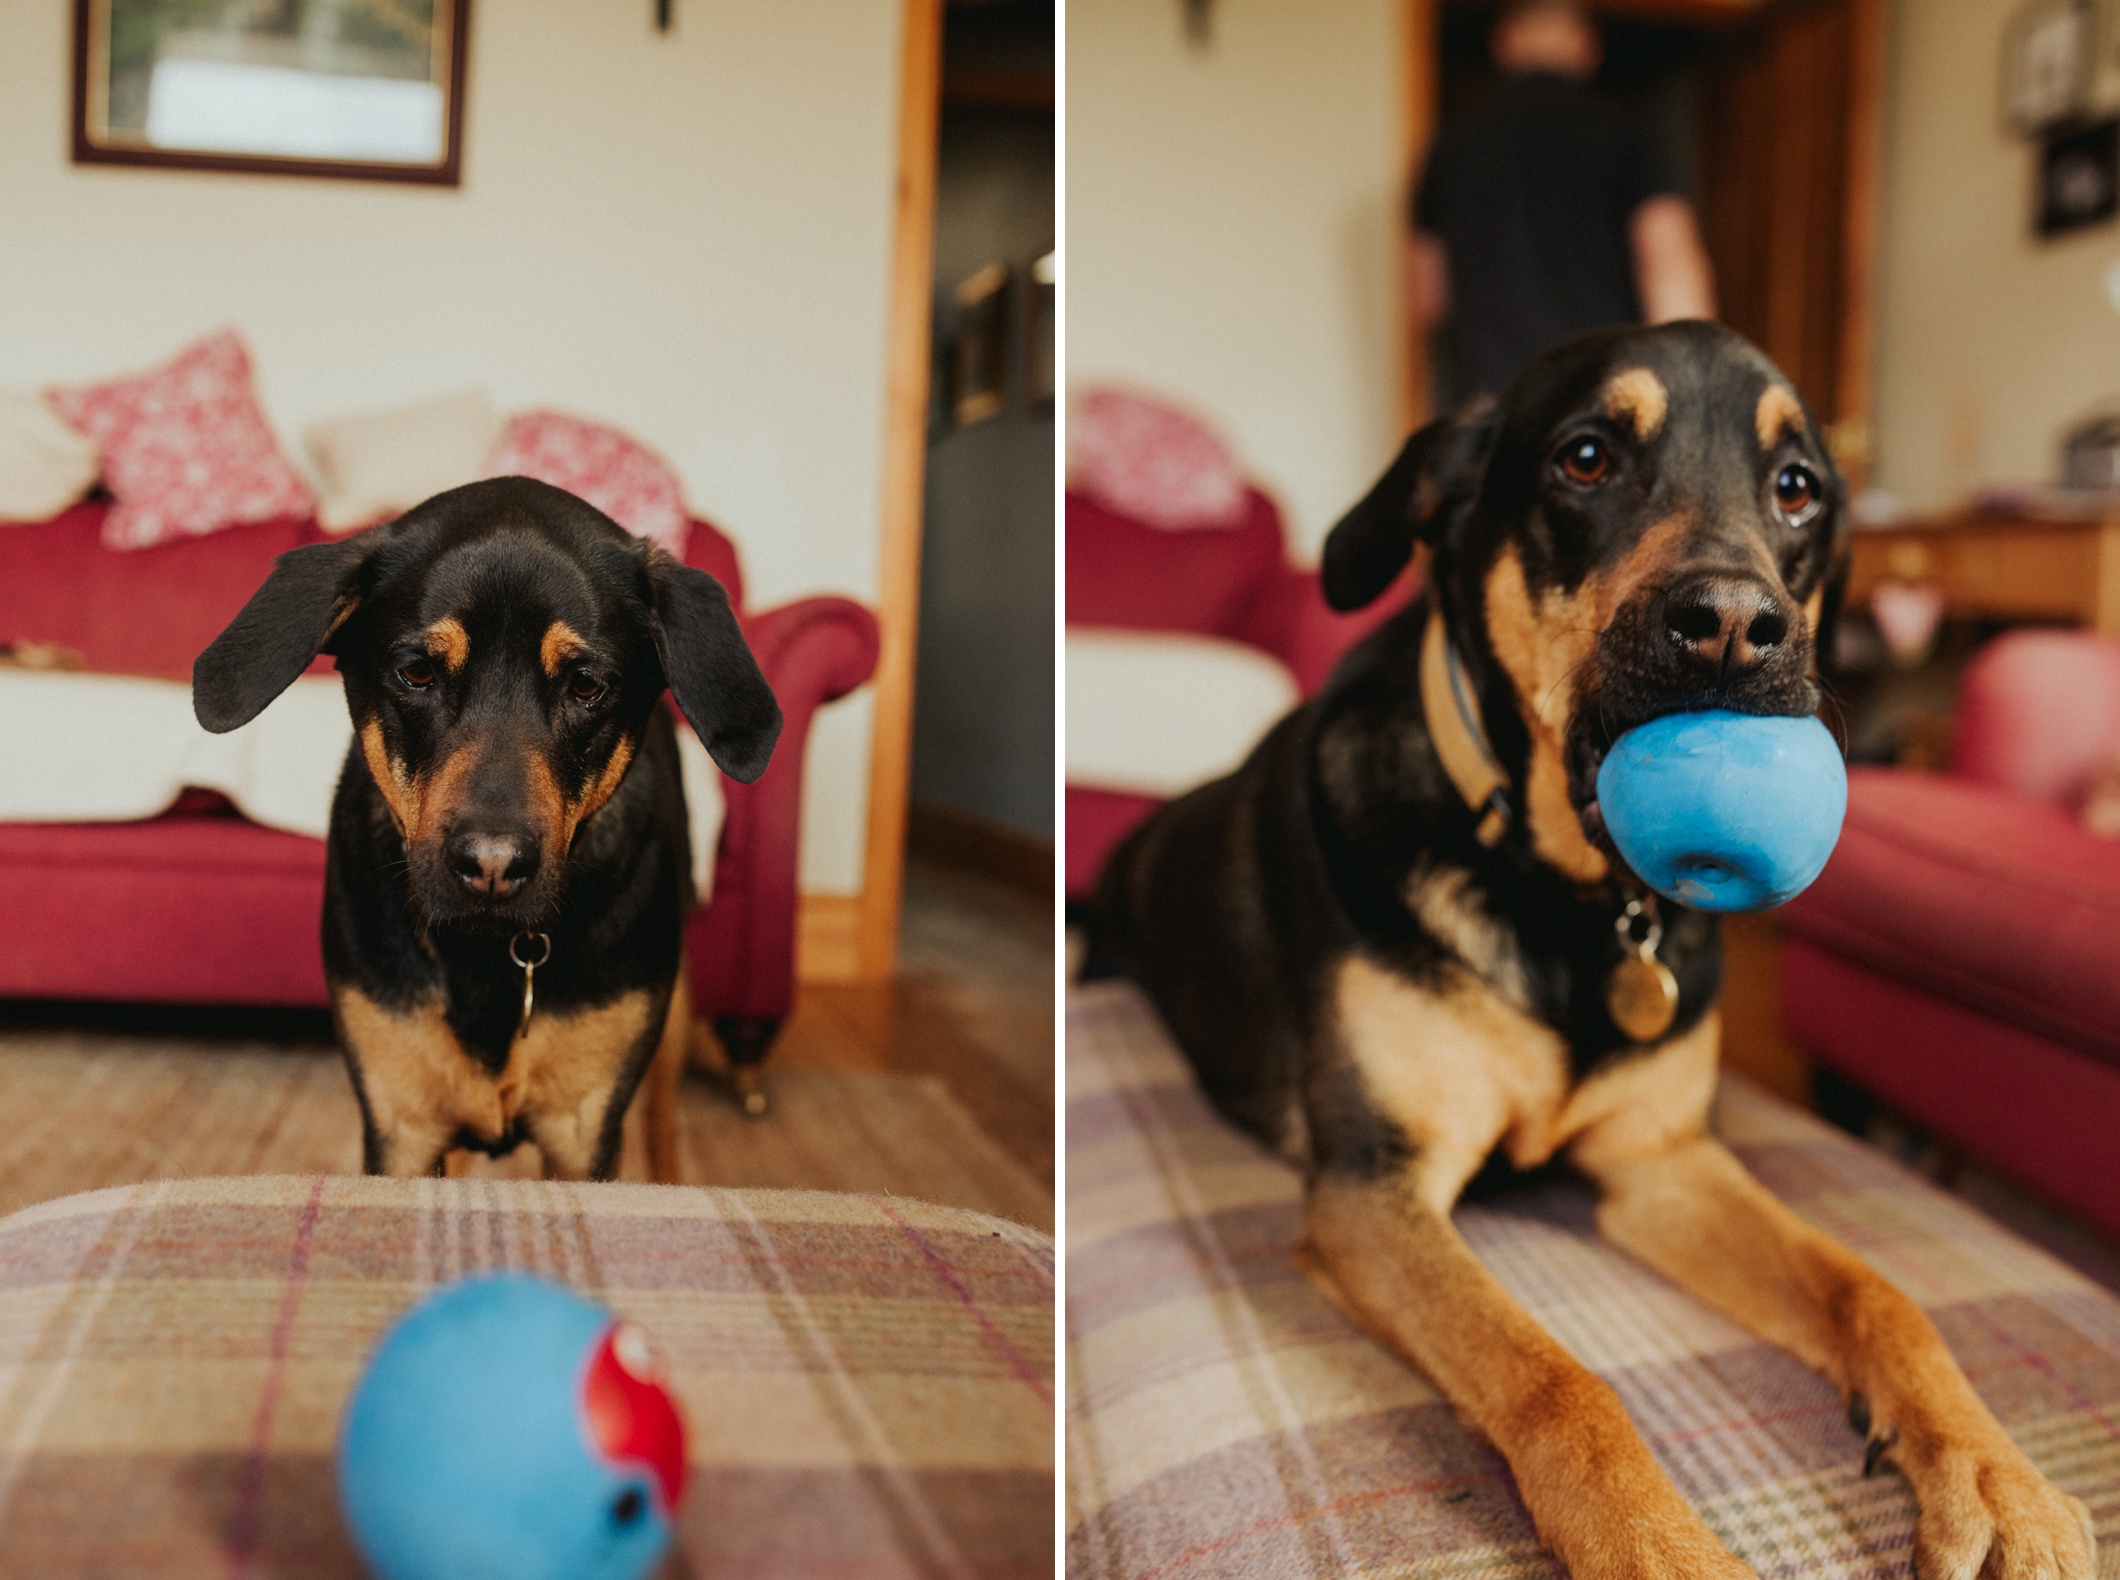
[510,931,551,1042]
[1608,953,1679,1043]
[1608,897,1679,1043]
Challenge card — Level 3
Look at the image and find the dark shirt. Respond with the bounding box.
[1413,72,1682,405]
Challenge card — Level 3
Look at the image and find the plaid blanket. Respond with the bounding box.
[1066,980,2120,1579]
[0,1175,1054,1579]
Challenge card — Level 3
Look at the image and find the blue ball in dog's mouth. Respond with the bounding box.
[1593,710,1847,912]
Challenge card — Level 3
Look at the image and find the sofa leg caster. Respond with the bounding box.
[732,1066,767,1117]
[714,1016,780,1118]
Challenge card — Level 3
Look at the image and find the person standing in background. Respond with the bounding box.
[1409,0,1717,407]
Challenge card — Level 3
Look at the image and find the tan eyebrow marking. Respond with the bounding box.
[1602,368,1668,439]
[541,621,586,679]
[1755,384,1806,448]
[424,617,469,674]
[360,717,419,837]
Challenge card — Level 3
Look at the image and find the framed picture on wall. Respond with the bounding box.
[72,0,471,185]
[2003,0,2093,136]
[2040,115,2120,235]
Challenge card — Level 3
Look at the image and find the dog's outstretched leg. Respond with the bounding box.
[1301,1174,1757,1579]
[1579,1124,2096,1579]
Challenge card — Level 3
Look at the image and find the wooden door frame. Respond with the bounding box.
[1832,0,1889,488]
[801,0,943,984]
[1401,0,1439,436]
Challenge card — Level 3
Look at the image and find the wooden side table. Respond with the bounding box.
[1846,509,2120,634]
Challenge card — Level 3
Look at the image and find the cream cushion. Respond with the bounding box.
[306,389,499,534]
[1065,628,1299,798]
[0,669,725,898]
[0,391,99,523]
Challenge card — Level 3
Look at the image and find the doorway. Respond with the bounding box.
[1424,0,1887,481]
[908,0,1057,893]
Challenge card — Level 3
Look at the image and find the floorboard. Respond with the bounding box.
[0,850,1056,1229]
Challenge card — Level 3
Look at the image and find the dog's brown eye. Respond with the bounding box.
[396,657,438,690]
[568,670,606,704]
[1559,437,1610,485]
[1774,464,1820,518]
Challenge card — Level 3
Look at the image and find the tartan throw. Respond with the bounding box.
[1066,979,2120,1579]
[0,1176,1054,1579]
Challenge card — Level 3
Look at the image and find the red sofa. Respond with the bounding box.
[0,501,879,1070]
[1063,485,1408,901]
[1778,629,2120,1238]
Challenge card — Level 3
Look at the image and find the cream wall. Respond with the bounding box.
[0,0,905,894]
[1873,0,2120,506]
[1065,0,1403,561]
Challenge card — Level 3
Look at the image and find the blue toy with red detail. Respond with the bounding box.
[338,1273,687,1580]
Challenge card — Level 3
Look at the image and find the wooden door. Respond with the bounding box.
[1695,0,1890,485]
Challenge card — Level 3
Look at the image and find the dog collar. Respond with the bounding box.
[1419,606,1512,847]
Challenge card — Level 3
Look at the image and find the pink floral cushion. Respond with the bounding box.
[1069,386,1249,531]
[46,330,313,552]
[483,410,691,556]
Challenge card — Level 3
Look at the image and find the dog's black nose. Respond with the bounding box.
[444,829,541,898]
[1658,574,1792,679]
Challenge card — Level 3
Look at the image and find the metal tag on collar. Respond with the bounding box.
[510,930,551,1041]
[1607,895,1678,1043]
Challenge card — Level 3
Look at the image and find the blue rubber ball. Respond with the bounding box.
[1595,710,1846,912]
[338,1273,676,1580]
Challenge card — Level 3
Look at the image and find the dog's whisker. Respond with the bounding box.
[1537,654,1601,728]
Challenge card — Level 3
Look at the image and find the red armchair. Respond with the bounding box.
[1778,629,2120,1237]
[0,502,878,1072]
[1063,486,1407,900]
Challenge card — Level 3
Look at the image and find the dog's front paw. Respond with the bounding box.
[1590,1532,1758,1580]
[1552,1513,1757,1580]
[1905,1434,2095,1580]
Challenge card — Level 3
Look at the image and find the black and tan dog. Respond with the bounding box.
[194,477,780,1183]
[1095,323,2094,1577]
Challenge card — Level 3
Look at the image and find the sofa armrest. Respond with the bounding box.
[1951,628,2120,804]
[687,595,880,1022]
[742,595,883,721]
[1232,561,1418,697]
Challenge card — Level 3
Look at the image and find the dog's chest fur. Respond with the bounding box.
[1327,949,1721,1210]
[1106,598,1723,1184]
[320,709,688,1150]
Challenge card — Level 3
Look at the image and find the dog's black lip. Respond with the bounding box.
[415,890,567,936]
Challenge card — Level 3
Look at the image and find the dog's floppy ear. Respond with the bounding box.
[193,538,369,733]
[1322,402,1498,612]
[647,556,782,784]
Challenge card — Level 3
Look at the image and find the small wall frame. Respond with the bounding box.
[72,0,471,186]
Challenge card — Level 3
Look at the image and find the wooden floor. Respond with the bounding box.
[0,850,1056,1229]
[772,851,1055,1196]
[1718,913,1812,1105]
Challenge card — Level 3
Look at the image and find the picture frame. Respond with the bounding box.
[72,0,471,186]
[2003,0,2094,137]
[2039,115,2120,235]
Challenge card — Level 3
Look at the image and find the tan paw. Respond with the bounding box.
[1907,1436,2096,1580]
